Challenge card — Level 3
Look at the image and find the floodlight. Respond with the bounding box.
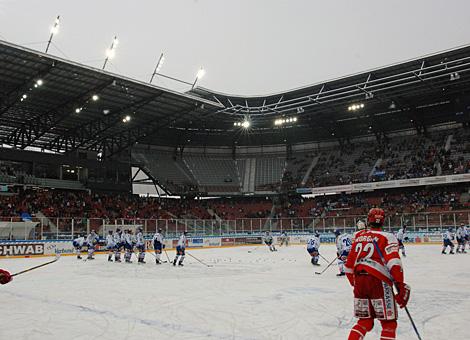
[22,94,27,99]
[106,48,116,59]
[36,79,43,86]
[241,120,250,128]
[196,67,206,79]
[92,94,99,101]
[50,17,60,35]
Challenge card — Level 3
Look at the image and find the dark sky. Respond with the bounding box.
[1,0,469,95]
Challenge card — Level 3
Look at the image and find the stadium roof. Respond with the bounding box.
[1,39,470,157]
[0,39,222,158]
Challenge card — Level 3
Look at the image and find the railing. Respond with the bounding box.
[0,210,469,241]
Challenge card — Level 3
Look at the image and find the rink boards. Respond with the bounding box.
[0,232,443,258]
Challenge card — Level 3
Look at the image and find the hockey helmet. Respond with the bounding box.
[367,207,385,226]
[356,220,366,230]
[334,229,341,237]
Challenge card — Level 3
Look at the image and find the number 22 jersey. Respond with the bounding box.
[344,228,404,286]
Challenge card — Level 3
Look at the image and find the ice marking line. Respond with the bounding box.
[1,291,256,340]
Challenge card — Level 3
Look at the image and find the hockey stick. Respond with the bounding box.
[315,256,337,275]
[163,249,172,265]
[148,251,168,263]
[247,245,260,253]
[187,252,213,267]
[372,240,422,340]
[319,254,330,263]
[11,254,60,277]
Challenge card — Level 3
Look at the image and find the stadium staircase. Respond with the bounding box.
[301,155,319,186]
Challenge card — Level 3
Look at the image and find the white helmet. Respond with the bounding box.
[356,220,366,230]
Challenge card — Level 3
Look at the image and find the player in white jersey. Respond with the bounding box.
[396,225,407,257]
[464,225,469,251]
[136,228,146,263]
[153,228,165,264]
[72,234,85,259]
[106,230,115,262]
[124,229,135,263]
[456,224,466,253]
[173,231,187,266]
[306,231,321,266]
[113,229,122,262]
[442,228,455,254]
[263,231,276,252]
[86,230,99,260]
[279,231,289,247]
[335,229,352,277]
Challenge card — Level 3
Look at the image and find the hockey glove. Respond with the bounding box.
[395,282,411,308]
[0,269,12,285]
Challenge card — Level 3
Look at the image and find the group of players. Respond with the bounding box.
[305,208,411,339]
[72,229,189,266]
[442,223,469,254]
[306,223,408,276]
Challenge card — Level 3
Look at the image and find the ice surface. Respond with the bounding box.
[0,244,469,339]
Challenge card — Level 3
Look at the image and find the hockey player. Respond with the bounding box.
[335,229,352,277]
[456,224,466,253]
[356,220,366,231]
[113,229,122,262]
[86,230,99,260]
[72,234,85,259]
[0,269,12,285]
[465,224,469,252]
[263,231,276,252]
[345,208,410,340]
[153,228,165,264]
[173,231,187,266]
[442,228,455,254]
[136,227,146,264]
[106,230,115,262]
[306,231,321,266]
[124,229,135,263]
[279,231,289,247]
[396,225,407,257]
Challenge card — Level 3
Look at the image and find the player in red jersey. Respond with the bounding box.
[345,208,411,340]
[0,269,12,285]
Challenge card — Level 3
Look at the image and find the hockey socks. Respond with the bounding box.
[138,251,146,263]
[173,255,185,266]
[125,250,132,263]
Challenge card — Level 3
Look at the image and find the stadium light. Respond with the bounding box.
[274,116,298,126]
[45,15,60,53]
[103,36,119,70]
[348,103,364,111]
[191,67,205,90]
[149,53,165,83]
[92,94,99,101]
[123,115,131,123]
[241,120,250,129]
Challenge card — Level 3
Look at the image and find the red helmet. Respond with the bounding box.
[367,208,385,226]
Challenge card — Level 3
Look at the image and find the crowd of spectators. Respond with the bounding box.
[282,127,470,189]
[276,185,466,220]
[0,184,467,221]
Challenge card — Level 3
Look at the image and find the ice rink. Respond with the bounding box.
[0,244,469,340]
